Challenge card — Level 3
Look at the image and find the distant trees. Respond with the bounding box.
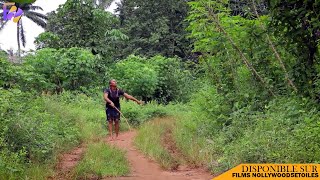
[115,0,193,60]
[36,0,125,60]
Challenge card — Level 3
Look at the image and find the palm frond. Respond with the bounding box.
[95,0,114,9]
[25,13,47,28]
[0,20,8,31]
[27,5,43,11]
[0,12,9,31]
[25,11,48,20]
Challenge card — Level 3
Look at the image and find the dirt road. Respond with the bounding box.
[105,131,213,180]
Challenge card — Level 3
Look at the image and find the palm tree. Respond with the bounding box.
[0,1,47,61]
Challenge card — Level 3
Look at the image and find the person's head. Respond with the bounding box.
[109,79,117,88]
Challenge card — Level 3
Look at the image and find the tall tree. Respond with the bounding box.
[40,0,124,59]
[116,0,192,60]
[0,1,47,59]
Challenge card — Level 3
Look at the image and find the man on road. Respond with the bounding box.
[103,79,142,141]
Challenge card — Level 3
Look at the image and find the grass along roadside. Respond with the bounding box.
[134,115,216,173]
[0,93,102,180]
[134,117,182,170]
[173,113,217,170]
[72,142,129,179]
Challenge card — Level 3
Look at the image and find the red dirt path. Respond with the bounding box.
[48,145,85,180]
[105,131,213,180]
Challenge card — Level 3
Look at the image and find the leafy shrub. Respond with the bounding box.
[174,93,320,174]
[34,32,61,49]
[0,58,19,89]
[121,100,170,127]
[220,97,320,166]
[188,82,232,137]
[0,137,26,179]
[57,48,98,90]
[149,55,193,103]
[0,90,80,163]
[23,48,59,91]
[24,48,98,93]
[108,55,158,101]
[108,55,193,103]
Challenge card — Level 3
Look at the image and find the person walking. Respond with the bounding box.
[103,79,142,141]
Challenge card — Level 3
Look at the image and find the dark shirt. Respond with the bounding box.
[104,88,125,109]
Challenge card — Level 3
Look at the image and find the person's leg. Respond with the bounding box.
[108,120,114,141]
[115,120,120,139]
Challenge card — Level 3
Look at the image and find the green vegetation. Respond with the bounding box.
[116,0,192,59]
[73,142,129,178]
[109,55,192,103]
[1,0,320,178]
[135,118,179,170]
[121,100,167,127]
[173,95,320,173]
[24,48,99,93]
[38,0,120,57]
[0,89,108,179]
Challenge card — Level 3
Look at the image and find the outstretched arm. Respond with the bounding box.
[124,93,142,104]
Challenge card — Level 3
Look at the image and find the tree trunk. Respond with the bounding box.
[17,21,21,63]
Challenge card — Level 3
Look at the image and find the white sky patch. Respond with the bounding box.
[0,0,120,52]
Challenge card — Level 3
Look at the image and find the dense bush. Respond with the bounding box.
[149,56,193,103]
[0,90,106,179]
[108,55,193,103]
[24,48,98,93]
[0,58,17,89]
[121,100,171,127]
[108,55,158,101]
[174,89,320,174]
[0,58,48,92]
[206,97,320,172]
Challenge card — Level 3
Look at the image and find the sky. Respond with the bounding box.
[0,0,119,52]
